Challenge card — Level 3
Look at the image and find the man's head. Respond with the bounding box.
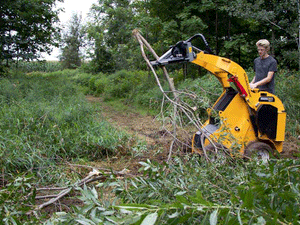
[256,39,270,58]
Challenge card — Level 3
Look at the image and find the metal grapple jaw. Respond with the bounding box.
[151,41,195,66]
[151,33,213,67]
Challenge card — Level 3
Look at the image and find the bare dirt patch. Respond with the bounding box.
[281,136,300,158]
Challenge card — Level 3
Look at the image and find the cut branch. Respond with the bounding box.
[35,167,133,211]
[132,29,221,161]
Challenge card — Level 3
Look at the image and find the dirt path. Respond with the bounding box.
[86,95,179,171]
[86,95,174,147]
[86,95,300,167]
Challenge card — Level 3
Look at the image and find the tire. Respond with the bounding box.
[244,141,272,162]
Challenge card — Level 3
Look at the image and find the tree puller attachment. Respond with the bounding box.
[151,34,286,160]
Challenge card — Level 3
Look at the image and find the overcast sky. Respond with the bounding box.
[43,0,98,60]
[58,0,98,24]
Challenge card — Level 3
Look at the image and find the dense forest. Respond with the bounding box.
[1,0,300,73]
[0,0,300,224]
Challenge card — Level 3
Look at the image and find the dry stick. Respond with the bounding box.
[35,167,134,210]
[36,187,72,210]
[36,170,102,210]
[36,187,67,191]
[36,194,60,200]
[133,31,207,131]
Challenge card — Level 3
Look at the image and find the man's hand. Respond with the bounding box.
[250,83,257,89]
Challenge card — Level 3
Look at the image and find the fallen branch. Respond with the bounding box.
[36,169,102,210]
[132,29,220,160]
[133,29,182,161]
[35,167,133,211]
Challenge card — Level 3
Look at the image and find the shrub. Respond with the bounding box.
[93,75,110,96]
[276,70,300,136]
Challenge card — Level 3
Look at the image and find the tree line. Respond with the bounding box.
[1,0,300,74]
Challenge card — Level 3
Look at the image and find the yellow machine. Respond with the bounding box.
[151,34,286,160]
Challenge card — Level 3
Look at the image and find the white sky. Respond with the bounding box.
[42,0,98,61]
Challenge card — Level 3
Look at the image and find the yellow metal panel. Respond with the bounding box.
[276,112,286,142]
[205,94,257,153]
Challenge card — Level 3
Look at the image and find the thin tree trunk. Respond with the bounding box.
[215,11,219,55]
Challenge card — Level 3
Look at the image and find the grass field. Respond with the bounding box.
[0,68,299,224]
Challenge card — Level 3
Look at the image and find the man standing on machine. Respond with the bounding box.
[250,39,277,94]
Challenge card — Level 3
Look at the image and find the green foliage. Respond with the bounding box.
[0,173,41,224]
[103,70,148,99]
[46,157,300,224]
[87,0,137,73]
[0,73,132,178]
[81,70,153,101]
[0,0,61,67]
[225,0,299,69]
[83,0,300,73]
[276,70,300,136]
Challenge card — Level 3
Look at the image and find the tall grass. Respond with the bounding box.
[9,60,63,73]
[0,72,132,179]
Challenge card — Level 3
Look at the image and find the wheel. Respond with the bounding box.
[244,141,272,162]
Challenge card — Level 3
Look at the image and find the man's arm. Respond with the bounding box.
[249,71,274,89]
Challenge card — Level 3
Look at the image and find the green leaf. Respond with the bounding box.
[257,216,266,225]
[175,195,190,205]
[188,190,213,206]
[178,213,193,223]
[101,210,115,216]
[168,212,180,218]
[209,210,218,225]
[241,189,254,209]
[175,191,187,196]
[139,162,150,168]
[120,208,133,214]
[237,210,242,225]
[141,212,158,225]
[123,215,142,225]
[116,204,156,211]
[75,218,96,225]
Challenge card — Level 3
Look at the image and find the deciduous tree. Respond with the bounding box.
[0,0,62,73]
